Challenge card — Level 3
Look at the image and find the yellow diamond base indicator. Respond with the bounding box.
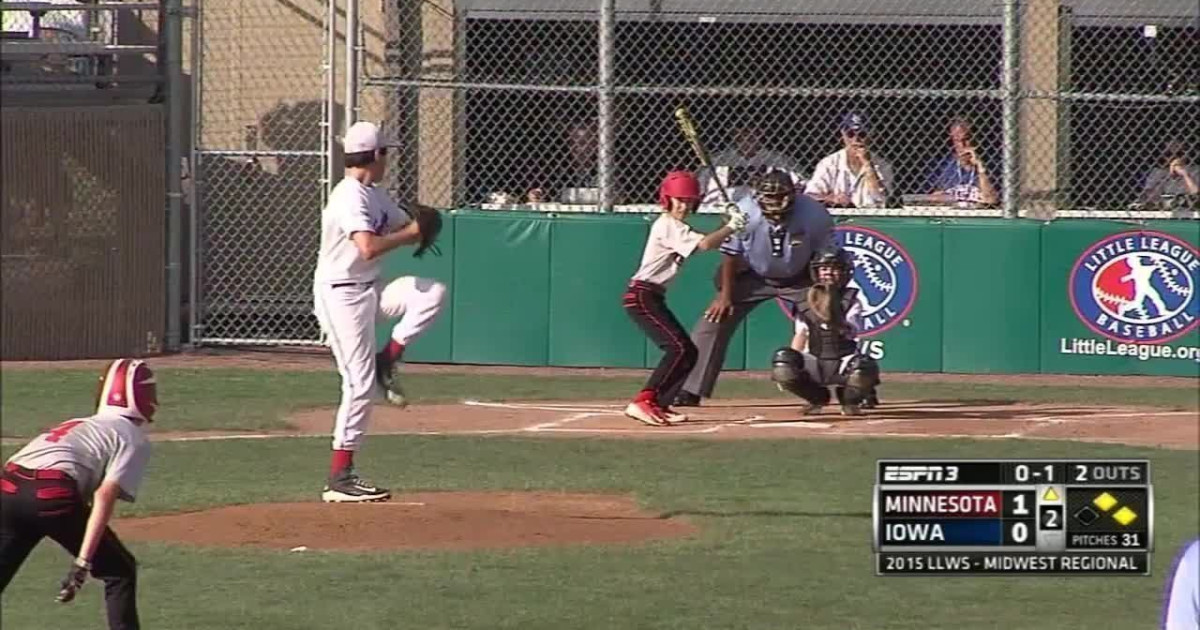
[1042,488,1060,502]
[1112,506,1138,527]
[1093,492,1119,512]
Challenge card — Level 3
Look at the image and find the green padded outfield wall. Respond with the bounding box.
[1040,219,1200,377]
[451,214,552,365]
[941,219,1042,374]
[376,210,1198,377]
[549,214,650,368]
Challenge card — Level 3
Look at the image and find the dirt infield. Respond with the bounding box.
[115,492,695,551]
[275,398,1198,450]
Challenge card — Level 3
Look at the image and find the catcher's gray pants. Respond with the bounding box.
[671,272,810,401]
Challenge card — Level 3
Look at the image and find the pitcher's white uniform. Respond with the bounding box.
[312,176,446,452]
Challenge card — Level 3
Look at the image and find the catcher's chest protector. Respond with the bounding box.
[798,288,860,360]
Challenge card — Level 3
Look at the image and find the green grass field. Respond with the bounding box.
[1,367,1197,630]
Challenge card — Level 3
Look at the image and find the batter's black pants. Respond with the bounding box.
[0,464,140,630]
[623,281,698,408]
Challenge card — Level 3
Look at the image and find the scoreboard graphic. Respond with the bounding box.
[874,459,1152,575]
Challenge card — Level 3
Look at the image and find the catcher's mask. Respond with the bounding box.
[810,248,854,288]
[95,359,158,422]
[754,170,794,218]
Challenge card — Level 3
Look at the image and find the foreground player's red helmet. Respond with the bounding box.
[658,171,701,209]
[96,359,158,422]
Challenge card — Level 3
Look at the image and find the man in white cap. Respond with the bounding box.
[312,121,446,503]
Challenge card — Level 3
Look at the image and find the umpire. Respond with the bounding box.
[670,170,834,407]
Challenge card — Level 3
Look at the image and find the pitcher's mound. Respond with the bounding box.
[115,492,696,551]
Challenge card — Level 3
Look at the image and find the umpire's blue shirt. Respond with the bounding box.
[719,195,834,279]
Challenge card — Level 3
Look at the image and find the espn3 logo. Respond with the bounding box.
[882,465,960,482]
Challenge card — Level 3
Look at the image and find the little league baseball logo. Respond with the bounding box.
[835,226,918,336]
[1069,231,1199,344]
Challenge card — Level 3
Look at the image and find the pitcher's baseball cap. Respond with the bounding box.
[839,113,869,134]
[342,121,396,153]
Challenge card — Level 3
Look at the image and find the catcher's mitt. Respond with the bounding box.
[807,283,846,335]
[410,205,444,258]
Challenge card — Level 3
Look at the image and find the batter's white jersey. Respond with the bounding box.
[314,176,411,285]
[6,412,152,502]
[630,214,705,288]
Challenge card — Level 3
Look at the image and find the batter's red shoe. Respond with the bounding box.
[624,399,669,426]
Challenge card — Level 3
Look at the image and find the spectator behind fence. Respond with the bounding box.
[523,120,624,205]
[927,116,998,207]
[1140,140,1199,207]
[697,125,806,204]
[804,113,895,209]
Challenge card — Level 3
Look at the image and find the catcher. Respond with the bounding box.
[771,248,880,416]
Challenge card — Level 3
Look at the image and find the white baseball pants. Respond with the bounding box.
[313,276,446,451]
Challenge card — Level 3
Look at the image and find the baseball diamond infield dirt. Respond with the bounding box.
[15,349,1196,553]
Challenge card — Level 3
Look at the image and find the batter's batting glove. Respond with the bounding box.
[725,207,748,233]
[56,558,90,603]
[410,205,444,258]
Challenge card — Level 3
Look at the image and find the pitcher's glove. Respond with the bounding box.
[410,205,444,258]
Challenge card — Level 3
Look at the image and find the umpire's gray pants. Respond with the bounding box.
[672,273,810,400]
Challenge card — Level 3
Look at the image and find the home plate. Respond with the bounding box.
[748,421,834,429]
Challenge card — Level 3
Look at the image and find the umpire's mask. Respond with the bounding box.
[754,170,794,218]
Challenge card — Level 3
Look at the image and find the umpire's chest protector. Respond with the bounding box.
[739,215,813,279]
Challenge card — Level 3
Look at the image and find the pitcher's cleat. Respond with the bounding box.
[322,468,391,503]
[840,404,864,417]
[375,353,408,408]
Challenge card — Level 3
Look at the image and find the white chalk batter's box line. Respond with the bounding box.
[461,400,1194,433]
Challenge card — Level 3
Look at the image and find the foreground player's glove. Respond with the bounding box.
[57,558,90,603]
[410,205,444,258]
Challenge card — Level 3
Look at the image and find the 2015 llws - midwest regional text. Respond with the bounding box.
[873,459,1153,576]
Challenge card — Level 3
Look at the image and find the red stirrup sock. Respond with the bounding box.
[330,449,354,476]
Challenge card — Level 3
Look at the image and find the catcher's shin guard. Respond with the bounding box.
[840,355,880,406]
[771,348,830,406]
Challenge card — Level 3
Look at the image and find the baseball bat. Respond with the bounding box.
[673,106,735,208]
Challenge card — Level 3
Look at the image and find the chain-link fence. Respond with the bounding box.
[190,0,1197,348]
[2,2,173,359]
[192,0,333,345]
[359,0,1198,218]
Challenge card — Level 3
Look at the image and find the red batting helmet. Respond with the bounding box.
[96,359,158,422]
[658,170,701,209]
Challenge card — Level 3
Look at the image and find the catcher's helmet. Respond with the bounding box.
[754,169,795,216]
[96,359,158,422]
[810,247,854,286]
